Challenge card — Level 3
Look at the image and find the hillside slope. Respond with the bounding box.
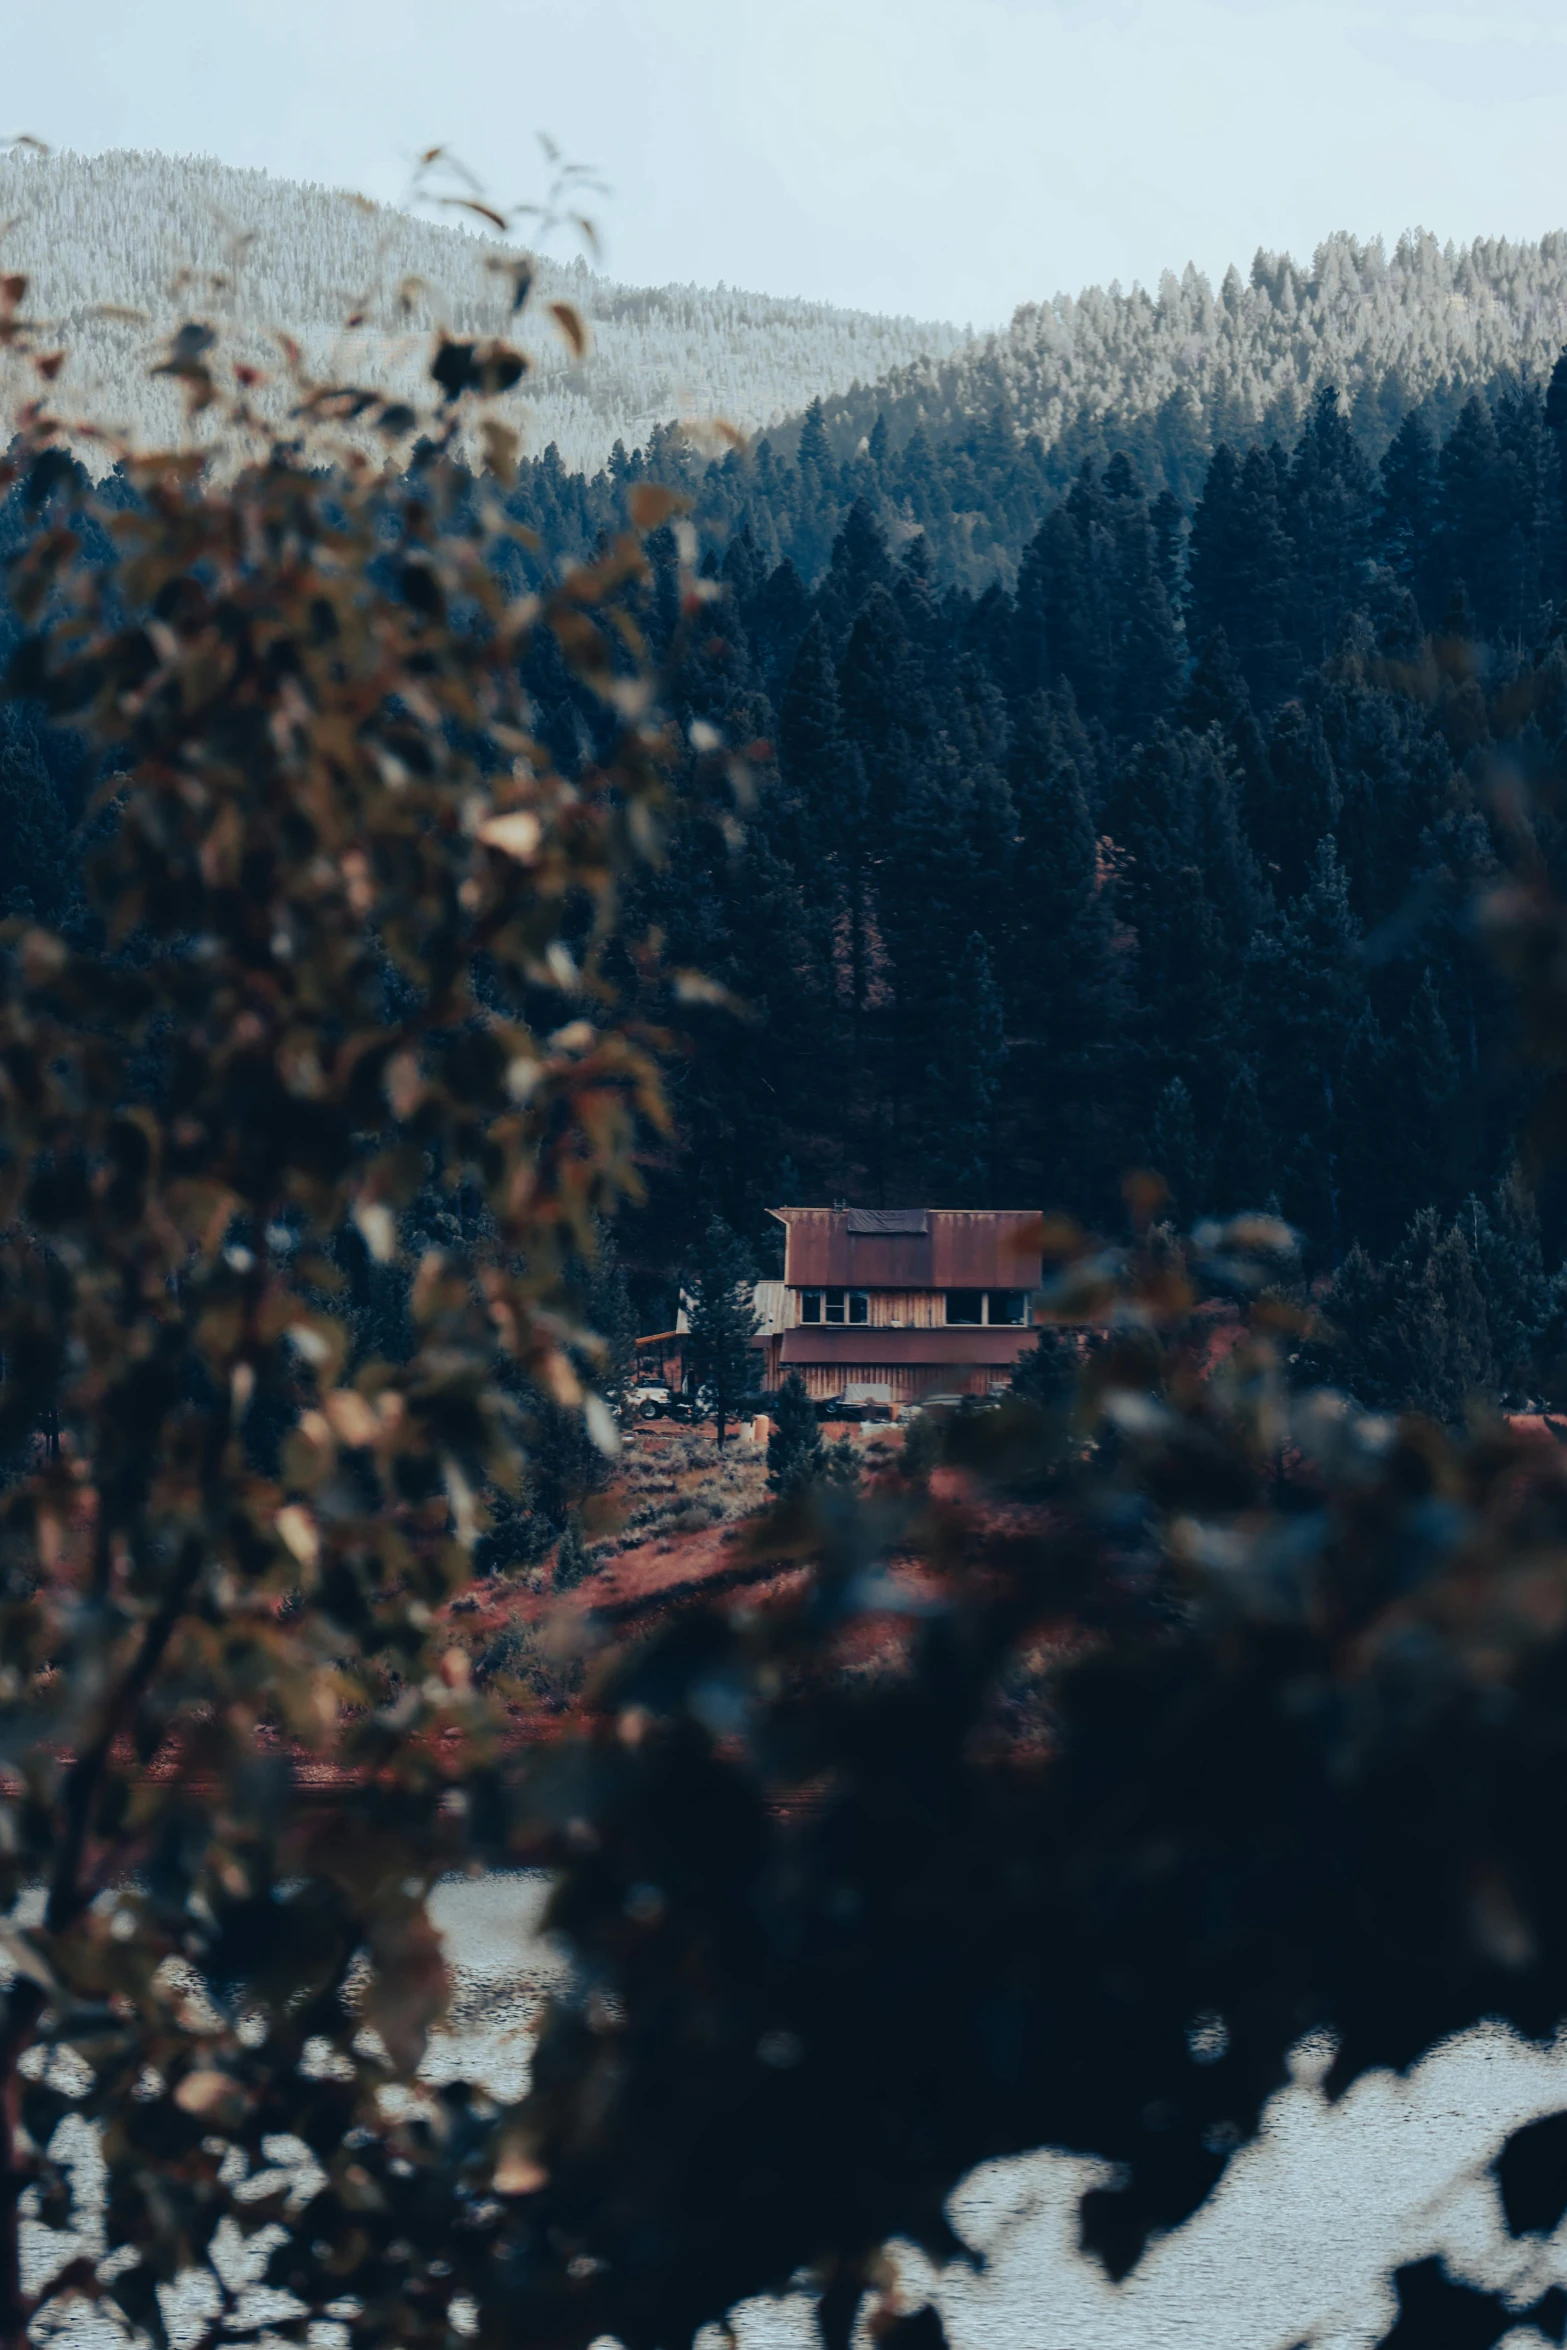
[803,230,1567,501]
[473,228,1567,595]
[0,148,966,472]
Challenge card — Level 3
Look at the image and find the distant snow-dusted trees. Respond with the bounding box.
[814,230,1567,502]
[0,148,967,471]
[7,150,1567,534]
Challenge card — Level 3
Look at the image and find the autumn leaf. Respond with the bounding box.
[549,300,590,360]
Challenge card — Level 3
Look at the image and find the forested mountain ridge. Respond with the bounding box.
[808,230,1567,496]
[13,175,1567,1409]
[13,149,1567,598]
[0,148,966,476]
[505,229,1567,591]
[13,150,1567,597]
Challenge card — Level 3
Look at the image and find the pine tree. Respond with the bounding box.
[767,1370,825,1498]
[778,616,868,877]
[1287,384,1374,665]
[814,497,893,647]
[1006,691,1119,1052]
[1189,726,1269,950]
[1533,1266,1567,1413]
[1333,1008,1399,1252]
[1187,442,1298,708]
[1249,837,1366,1243]
[1329,1210,1496,1420]
[893,529,943,651]
[792,398,838,575]
[555,1515,592,1590]
[1111,727,1249,1069]
[718,522,769,617]
[1151,488,1185,604]
[1378,411,1441,617]
[1493,383,1554,641]
[1392,969,1463,1216]
[776,615,870,1122]
[880,741,982,1078]
[1211,1061,1275,1217]
[1545,346,1567,593]
[1320,1240,1393,1404]
[587,1224,640,1424]
[1394,1211,1495,1420]
[838,583,925,829]
[1180,628,1271,818]
[1260,700,1341,897]
[683,1216,760,1447]
[796,397,831,482]
[926,931,1007,1206]
[748,558,813,687]
[1468,1169,1549,1405]
[1150,1077,1208,1223]
[1321,670,1454,929]
[1010,1326,1082,1409]
[1013,493,1114,724]
[1001,692,1125,1206]
[1439,395,1508,635]
[1103,454,1183,738]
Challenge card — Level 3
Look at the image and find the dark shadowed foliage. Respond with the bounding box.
[14,211,1567,2350]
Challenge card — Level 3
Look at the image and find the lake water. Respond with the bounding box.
[30,1873,1567,2350]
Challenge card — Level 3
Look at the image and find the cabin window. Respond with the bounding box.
[988,1290,1027,1325]
[800,1288,868,1325]
[946,1289,985,1325]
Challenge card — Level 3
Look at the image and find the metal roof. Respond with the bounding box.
[768,1207,1041,1290]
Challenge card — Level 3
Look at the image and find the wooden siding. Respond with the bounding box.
[786,1288,955,1329]
[793,1362,1003,1405]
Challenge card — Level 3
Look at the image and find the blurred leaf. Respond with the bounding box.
[628,483,687,531]
[549,301,590,361]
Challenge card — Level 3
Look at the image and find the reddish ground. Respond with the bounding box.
[559,1521,795,1614]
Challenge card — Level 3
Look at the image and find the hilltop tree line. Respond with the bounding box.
[0,149,963,481]
[471,231,1567,596]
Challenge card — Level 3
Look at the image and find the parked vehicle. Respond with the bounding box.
[627,1384,716,1423]
[895,1392,973,1423]
[630,1385,678,1421]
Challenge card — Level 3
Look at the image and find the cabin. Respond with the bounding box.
[760,1207,1041,1407]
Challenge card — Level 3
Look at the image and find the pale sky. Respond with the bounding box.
[9,0,1567,328]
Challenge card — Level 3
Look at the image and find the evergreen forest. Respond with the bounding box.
[596,367,1567,1415]
[19,308,1567,1414]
